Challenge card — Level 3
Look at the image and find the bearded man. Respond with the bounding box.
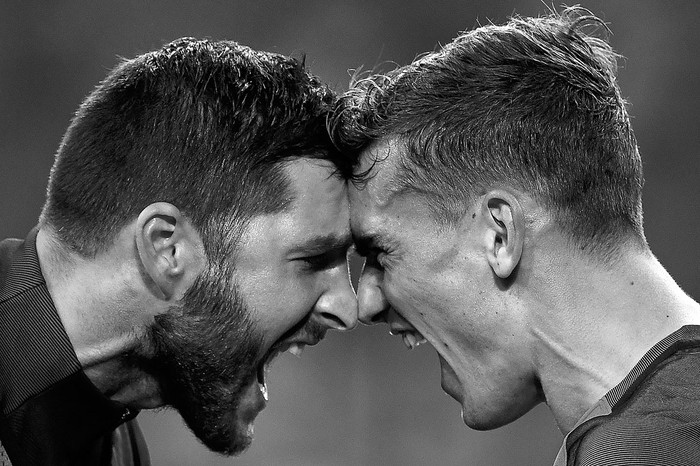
[0,37,357,466]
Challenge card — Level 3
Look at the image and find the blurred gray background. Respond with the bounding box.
[1,1,698,465]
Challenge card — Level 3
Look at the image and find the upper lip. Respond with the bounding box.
[386,307,417,334]
[275,333,324,352]
[262,330,326,366]
[256,335,323,385]
[257,315,328,384]
[389,322,417,335]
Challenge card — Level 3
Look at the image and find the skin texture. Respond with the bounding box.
[349,138,700,433]
[350,140,538,430]
[37,157,358,455]
[233,158,357,355]
[143,158,358,454]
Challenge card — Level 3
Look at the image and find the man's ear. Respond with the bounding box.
[135,202,205,300]
[481,190,524,279]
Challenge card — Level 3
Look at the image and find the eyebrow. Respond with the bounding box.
[288,232,354,255]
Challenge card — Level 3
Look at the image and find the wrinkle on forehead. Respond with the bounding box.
[355,138,405,209]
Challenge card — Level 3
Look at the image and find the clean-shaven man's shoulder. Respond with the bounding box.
[570,347,700,465]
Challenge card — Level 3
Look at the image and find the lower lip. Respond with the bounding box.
[438,355,462,402]
[237,374,267,423]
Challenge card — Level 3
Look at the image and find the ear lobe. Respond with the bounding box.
[482,191,524,279]
[135,202,204,300]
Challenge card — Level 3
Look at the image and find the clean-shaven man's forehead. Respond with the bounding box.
[348,138,413,251]
[352,138,404,208]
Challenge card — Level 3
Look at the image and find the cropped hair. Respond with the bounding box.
[41,37,350,262]
[331,8,646,258]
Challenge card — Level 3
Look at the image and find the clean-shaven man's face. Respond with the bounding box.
[349,138,538,430]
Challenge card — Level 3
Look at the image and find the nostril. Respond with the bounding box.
[363,309,387,325]
[321,312,351,330]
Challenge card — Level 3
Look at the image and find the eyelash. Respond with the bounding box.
[299,250,346,271]
[300,254,332,270]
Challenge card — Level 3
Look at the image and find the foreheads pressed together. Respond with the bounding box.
[330,7,645,260]
[32,6,652,456]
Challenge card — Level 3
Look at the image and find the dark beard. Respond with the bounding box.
[144,269,264,455]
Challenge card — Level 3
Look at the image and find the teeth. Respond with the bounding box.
[257,364,269,401]
[401,331,427,350]
[259,381,268,401]
[287,343,305,358]
[403,333,416,349]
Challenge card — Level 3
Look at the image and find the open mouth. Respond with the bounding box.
[255,341,309,400]
[388,328,427,350]
[400,330,427,349]
[255,316,326,400]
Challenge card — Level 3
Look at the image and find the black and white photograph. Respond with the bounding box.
[1,1,699,465]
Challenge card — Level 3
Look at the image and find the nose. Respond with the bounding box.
[357,259,390,325]
[313,262,359,331]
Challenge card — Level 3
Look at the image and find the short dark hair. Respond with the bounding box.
[41,37,350,262]
[332,8,645,258]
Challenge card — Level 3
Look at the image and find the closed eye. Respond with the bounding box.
[289,232,353,272]
[298,247,348,272]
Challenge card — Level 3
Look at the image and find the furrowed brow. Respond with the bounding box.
[289,233,353,255]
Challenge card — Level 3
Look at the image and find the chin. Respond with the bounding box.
[460,400,536,431]
[184,406,259,456]
[461,408,509,431]
[183,370,268,456]
[205,430,253,457]
[211,422,255,457]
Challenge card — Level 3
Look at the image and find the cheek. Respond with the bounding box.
[384,269,451,323]
[384,265,472,342]
[385,273,434,311]
[238,271,318,341]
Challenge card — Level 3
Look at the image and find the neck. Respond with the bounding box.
[36,227,163,409]
[523,240,700,433]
